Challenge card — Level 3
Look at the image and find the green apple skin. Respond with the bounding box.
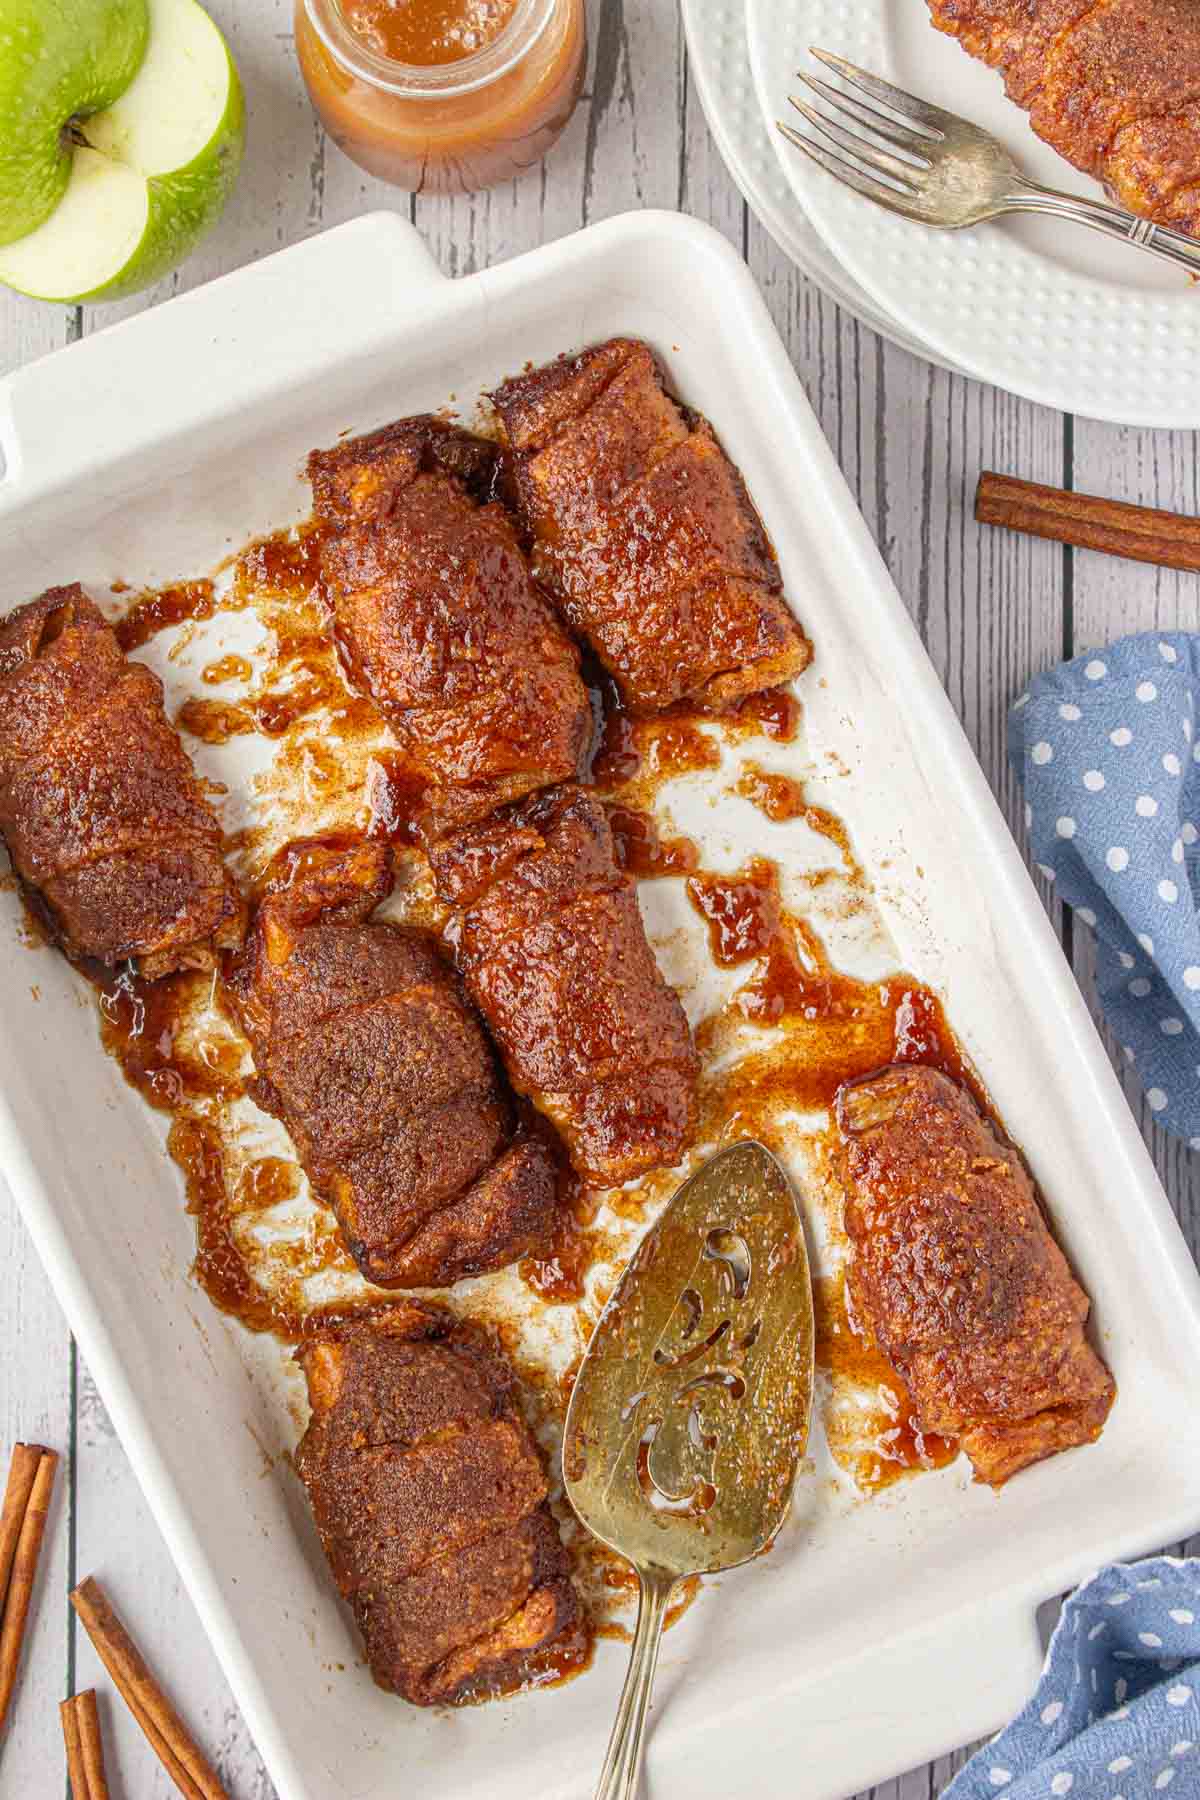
[79,47,245,303]
[0,0,151,247]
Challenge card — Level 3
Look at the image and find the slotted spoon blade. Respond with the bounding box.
[563,1141,814,1800]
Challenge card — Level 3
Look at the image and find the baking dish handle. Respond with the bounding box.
[0,212,446,499]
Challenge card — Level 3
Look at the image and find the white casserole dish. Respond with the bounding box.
[2,211,1199,1800]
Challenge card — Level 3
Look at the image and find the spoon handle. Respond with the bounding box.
[594,1569,676,1800]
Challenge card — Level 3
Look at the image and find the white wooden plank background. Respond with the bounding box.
[0,3,1197,1796]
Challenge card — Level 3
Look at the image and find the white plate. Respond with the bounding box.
[679,0,962,370]
[747,0,1200,425]
[2,212,1200,1800]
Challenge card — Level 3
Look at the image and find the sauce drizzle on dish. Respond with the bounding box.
[88,514,986,1552]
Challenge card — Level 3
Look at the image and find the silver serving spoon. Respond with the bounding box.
[563,1141,815,1800]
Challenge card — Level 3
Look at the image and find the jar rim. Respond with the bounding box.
[299,0,557,97]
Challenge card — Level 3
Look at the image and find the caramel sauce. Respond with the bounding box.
[96,968,303,1336]
[589,696,640,788]
[178,698,256,744]
[678,849,976,1490]
[565,1534,699,1644]
[173,1124,377,1341]
[170,1114,309,1339]
[642,719,722,783]
[520,1214,595,1305]
[237,1154,302,1210]
[589,678,722,796]
[733,766,861,886]
[341,0,517,64]
[665,1576,702,1631]
[178,666,350,748]
[728,686,802,743]
[687,858,780,967]
[115,579,217,652]
[96,968,245,1112]
[520,1174,603,1304]
[697,965,976,1121]
[118,525,348,761]
[485,1619,594,1696]
[161,523,394,885]
[254,666,349,737]
[294,0,585,196]
[94,963,385,1340]
[688,861,860,1035]
[196,1148,367,1343]
[608,805,699,879]
[815,1273,956,1492]
[735,764,806,823]
[362,750,428,846]
[201,654,253,686]
[735,911,858,1030]
[685,859,975,1104]
[237,523,326,595]
[76,499,979,1629]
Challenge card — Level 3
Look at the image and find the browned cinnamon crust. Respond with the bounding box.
[928,0,1200,234]
[835,1066,1114,1487]
[491,339,812,714]
[226,839,557,1288]
[295,1303,585,1706]
[308,417,592,840]
[429,784,699,1186]
[0,584,243,975]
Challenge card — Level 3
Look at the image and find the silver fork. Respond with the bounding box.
[779,48,1200,277]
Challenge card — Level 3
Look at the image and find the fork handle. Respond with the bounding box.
[594,1568,676,1800]
[1004,177,1200,275]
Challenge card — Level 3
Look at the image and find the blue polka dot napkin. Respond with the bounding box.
[944,1558,1200,1799]
[1010,633,1200,1142]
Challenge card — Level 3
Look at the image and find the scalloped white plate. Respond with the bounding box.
[747,0,1200,425]
[679,0,962,370]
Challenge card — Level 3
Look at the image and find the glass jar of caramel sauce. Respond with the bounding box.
[295,0,587,194]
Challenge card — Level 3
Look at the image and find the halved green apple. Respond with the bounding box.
[0,0,244,305]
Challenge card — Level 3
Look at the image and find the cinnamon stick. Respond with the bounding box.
[77,1689,111,1800]
[976,471,1200,572]
[61,1691,88,1798]
[0,1444,43,1615]
[70,1577,229,1800]
[0,1445,57,1732]
[61,1689,111,1800]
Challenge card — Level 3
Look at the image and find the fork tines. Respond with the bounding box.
[776,46,1200,272]
[778,48,946,219]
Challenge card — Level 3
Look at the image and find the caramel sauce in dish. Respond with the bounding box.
[59,469,994,1671]
[115,556,971,1500]
[95,965,373,1341]
[815,1274,956,1493]
[519,1173,601,1304]
[582,678,977,1498]
[201,654,254,687]
[362,750,428,846]
[588,674,728,796]
[115,579,218,653]
[607,806,700,880]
